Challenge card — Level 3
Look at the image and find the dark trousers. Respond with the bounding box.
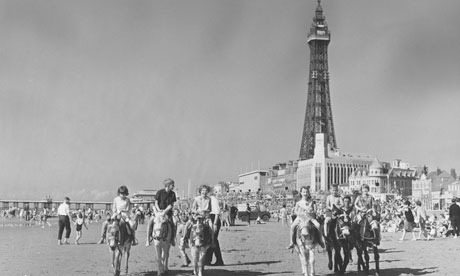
[452,216,460,236]
[58,215,71,240]
[205,214,224,265]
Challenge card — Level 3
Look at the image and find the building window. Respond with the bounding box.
[254,175,258,180]
[315,164,322,191]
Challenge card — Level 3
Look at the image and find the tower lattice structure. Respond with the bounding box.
[299,0,337,160]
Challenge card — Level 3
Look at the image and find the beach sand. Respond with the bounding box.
[1,218,459,276]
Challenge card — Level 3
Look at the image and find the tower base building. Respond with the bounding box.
[297,134,373,192]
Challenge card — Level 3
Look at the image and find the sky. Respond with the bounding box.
[1,0,460,201]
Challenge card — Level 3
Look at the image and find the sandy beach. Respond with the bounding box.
[1,218,459,276]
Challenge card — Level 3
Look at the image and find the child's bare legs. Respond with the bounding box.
[324,216,331,236]
[417,223,427,240]
[180,248,191,266]
[287,217,300,249]
[98,223,108,244]
[179,242,191,267]
[131,229,137,245]
[75,231,82,244]
[399,229,406,241]
[399,229,415,241]
[126,219,137,246]
[181,220,193,245]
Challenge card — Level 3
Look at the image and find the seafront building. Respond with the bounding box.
[265,161,298,195]
[412,169,457,210]
[131,189,157,204]
[0,198,112,211]
[237,170,268,193]
[1,189,161,212]
[448,180,460,197]
[297,134,373,192]
[348,158,418,198]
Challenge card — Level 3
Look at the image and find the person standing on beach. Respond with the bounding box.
[74,213,88,244]
[177,213,192,267]
[205,187,224,266]
[415,200,428,240]
[41,207,51,228]
[57,197,72,245]
[398,200,417,241]
[245,203,251,227]
[449,198,460,238]
[97,213,112,244]
[279,204,288,227]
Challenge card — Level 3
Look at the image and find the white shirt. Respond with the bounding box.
[210,195,220,215]
[416,206,427,221]
[112,196,131,214]
[57,202,70,216]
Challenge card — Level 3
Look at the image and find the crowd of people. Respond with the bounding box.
[273,186,460,243]
[3,180,460,273]
[52,178,227,266]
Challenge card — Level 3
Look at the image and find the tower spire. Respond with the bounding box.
[314,0,325,24]
[299,1,337,160]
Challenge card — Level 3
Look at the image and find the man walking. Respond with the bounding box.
[449,198,460,238]
[415,201,428,240]
[57,197,72,245]
[205,187,224,266]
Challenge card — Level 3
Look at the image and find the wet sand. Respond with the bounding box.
[1,218,459,276]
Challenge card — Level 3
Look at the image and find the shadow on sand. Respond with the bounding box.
[377,267,438,275]
[231,260,282,266]
[221,248,250,253]
[378,248,404,254]
[331,266,438,276]
[134,269,294,276]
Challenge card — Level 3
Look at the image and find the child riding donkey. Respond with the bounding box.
[287,186,324,250]
[324,184,344,238]
[112,186,138,246]
[182,184,215,248]
[354,184,381,245]
[146,178,178,247]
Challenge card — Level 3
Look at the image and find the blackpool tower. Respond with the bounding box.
[299,0,337,160]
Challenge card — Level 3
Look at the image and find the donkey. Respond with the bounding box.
[354,209,380,276]
[325,206,354,274]
[189,214,213,276]
[107,217,132,276]
[295,216,324,276]
[146,212,174,276]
